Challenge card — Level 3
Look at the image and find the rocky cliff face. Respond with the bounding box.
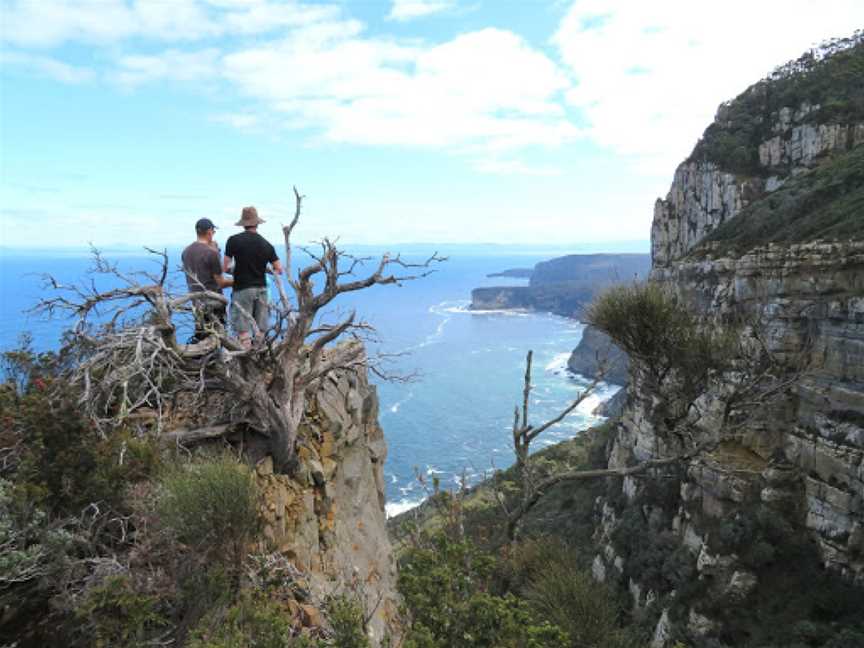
[594,43,864,646]
[567,325,629,386]
[652,103,863,266]
[251,369,400,645]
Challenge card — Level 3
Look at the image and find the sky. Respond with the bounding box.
[0,0,861,249]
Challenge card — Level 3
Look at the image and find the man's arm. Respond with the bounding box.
[271,259,283,275]
[222,254,233,274]
[211,251,233,288]
[214,272,233,289]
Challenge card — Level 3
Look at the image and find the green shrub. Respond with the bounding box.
[521,543,631,648]
[75,575,168,648]
[188,590,319,648]
[157,453,261,590]
[1,339,159,517]
[399,532,568,647]
[0,477,74,594]
[587,283,736,389]
[326,595,370,648]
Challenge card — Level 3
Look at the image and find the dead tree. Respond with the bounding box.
[499,284,808,541]
[36,188,444,474]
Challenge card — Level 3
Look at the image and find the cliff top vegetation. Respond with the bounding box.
[688,30,864,175]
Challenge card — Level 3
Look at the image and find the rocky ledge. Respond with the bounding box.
[250,368,401,645]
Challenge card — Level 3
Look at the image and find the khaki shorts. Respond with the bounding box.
[230,287,269,335]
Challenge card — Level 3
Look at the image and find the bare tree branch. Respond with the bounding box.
[35,188,443,474]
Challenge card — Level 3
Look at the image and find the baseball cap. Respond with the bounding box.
[195,218,217,232]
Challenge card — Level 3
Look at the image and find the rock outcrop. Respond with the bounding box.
[652,104,863,267]
[470,254,650,323]
[567,325,629,386]
[530,254,650,287]
[251,369,400,645]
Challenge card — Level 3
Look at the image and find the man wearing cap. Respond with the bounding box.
[181,218,233,342]
[223,206,282,345]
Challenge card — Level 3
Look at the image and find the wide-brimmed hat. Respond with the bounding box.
[235,206,265,227]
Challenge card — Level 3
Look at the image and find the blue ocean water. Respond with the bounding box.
[0,248,620,515]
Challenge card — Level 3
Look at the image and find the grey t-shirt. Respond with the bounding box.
[181,241,221,293]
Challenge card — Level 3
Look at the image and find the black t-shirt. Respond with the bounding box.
[225,230,278,291]
[181,241,222,293]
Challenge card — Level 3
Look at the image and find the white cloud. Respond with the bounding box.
[0,1,578,170]
[472,158,562,176]
[114,49,221,86]
[0,0,337,47]
[388,0,457,21]
[0,51,95,83]
[222,26,578,153]
[553,0,864,173]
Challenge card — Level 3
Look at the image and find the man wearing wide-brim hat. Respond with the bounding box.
[223,206,283,345]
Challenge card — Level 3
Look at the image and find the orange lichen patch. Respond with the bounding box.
[365,565,381,584]
[706,440,769,472]
[299,604,323,628]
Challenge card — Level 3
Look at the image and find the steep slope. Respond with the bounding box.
[593,33,864,647]
[252,368,400,645]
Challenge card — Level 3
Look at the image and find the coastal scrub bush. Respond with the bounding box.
[398,532,568,647]
[188,590,319,648]
[156,452,261,591]
[326,595,370,648]
[74,575,168,648]
[587,283,735,382]
[1,339,159,517]
[520,540,634,648]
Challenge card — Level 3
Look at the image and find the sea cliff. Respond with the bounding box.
[592,36,864,645]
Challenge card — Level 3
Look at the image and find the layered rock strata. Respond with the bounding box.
[594,97,864,645]
[651,103,863,266]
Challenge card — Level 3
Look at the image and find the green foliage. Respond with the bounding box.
[587,283,736,399]
[0,477,75,596]
[188,590,319,648]
[1,340,159,517]
[75,575,168,648]
[326,596,370,648]
[519,540,634,648]
[157,453,261,587]
[398,533,568,648]
[698,145,864,254]
[689,32,864,175]
[707,504,794,569]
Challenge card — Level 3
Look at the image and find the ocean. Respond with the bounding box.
[0,247,621,516]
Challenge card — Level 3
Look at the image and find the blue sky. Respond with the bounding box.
[1,0,861,249]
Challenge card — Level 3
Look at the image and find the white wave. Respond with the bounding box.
[403,302,458,350]
[465,308,531,316]
[387,390,414,414]
[545,351,572,373]
[389,474,398,484]
[386,498,425,518]
[425,466,444,475]
[430,299,533,317]
[576,384,622,417]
